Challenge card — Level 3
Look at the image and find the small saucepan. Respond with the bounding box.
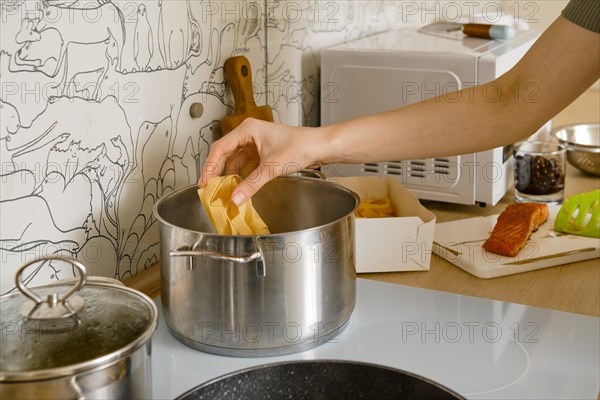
[0,256,157,399]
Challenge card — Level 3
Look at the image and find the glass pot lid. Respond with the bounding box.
[0,257,158,381]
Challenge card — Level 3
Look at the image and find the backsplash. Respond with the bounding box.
[0,0,459,292]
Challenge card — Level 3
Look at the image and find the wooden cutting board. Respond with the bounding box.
[433,205,600,279]
[221,56,274,135]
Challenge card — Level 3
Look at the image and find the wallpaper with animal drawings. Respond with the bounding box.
[0,0,436,293]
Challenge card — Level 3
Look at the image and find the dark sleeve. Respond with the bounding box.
[561,0,600,33]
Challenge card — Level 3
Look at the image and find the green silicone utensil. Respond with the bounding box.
[554,189,600,238]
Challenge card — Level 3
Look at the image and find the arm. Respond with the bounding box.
[200,16,599,206]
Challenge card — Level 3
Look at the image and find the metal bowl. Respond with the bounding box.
[553,124,600,176]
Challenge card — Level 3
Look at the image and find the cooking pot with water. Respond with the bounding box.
[154,176,359,356]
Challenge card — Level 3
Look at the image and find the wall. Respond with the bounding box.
[1,0,510,293]
[0,0,266,292]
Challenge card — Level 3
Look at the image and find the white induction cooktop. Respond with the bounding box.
[151,279,599,399]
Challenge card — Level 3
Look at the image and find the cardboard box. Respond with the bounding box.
[332,176,436,273]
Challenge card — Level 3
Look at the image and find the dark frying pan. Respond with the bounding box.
[176,360,465,400]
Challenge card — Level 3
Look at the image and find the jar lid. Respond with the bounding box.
[0,257,157,382]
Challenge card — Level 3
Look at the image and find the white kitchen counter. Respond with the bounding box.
[152,278,599,399]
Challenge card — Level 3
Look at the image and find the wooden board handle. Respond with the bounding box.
[463,23,515,40]
[462,23,492,38]
[224,56,257,113]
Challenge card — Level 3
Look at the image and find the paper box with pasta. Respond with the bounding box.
[331,176,436,273]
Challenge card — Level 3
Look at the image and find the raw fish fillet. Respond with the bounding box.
[482,203,549,257]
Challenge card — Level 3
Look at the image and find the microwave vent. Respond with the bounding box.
[385,162,402,176]
[357,158,462,181]
[362,163,380,174]
[407,160,425,178]
[434,158,451,175]
[360,162,405,176]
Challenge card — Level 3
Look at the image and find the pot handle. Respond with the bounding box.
[285,169,326,180]
[16,256,87,320]
[169,249,266,277]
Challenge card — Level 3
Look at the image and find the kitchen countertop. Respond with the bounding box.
[127,90,599,317]
[359,89,600,317]
[152,278,600,400]
[360,163,600,317]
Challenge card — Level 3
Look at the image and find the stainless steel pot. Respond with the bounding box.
[0,257,158,399]
[154,176,359,357]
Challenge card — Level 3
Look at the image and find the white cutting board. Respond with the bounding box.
[433,205,600,279]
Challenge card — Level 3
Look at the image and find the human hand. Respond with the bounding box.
[198,118,322,206]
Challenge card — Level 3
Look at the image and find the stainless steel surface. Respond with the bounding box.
[285,169,326,180]
[16,257,86,320]
[553,124,600,176]
[0,257,157,399]
[154,176,359,357]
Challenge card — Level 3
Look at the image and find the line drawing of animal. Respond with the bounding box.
[68,68,104,100]
[0,98,66,176]
[6,96,132,191]
[134,4,154,71]
[37,170,93,233]
[14,21,121,98]
[15,18,41,45]
[0,100,20,140]
[185,25,219,95]
[0,100,36,201]
[58,32,120,99]
[0,191,85,250]
[187,0,202,57]
[1,95,134,282]
[18,30,120,99]
[157,0,186,69]
[14,27,62,76]
[157,0,201,70]
[29,1,125,74]
[1,50,60,125]
[98,41,187,140]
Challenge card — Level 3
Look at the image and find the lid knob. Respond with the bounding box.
[16,256,87,320]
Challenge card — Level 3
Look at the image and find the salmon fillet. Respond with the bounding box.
[482,203,549,257]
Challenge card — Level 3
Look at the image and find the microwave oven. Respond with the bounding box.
[321,27,540,206]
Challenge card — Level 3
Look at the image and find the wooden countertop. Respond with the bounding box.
[361,164,599,317]
[125,90,600,317]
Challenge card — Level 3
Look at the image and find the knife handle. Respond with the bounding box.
[463,23,515,40]
[224,56,257,113]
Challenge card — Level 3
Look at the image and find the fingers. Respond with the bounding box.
[225,145,260,177]
[199,119,264,187]
[198,130,247,187]
[225,148,251,176]
[199,118,310,205]
[230,163,275,207]
[198,159,224,187]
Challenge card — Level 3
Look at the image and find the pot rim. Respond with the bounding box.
[175,359,466,400]
[153,177,361,238]
[0,282,158,383]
